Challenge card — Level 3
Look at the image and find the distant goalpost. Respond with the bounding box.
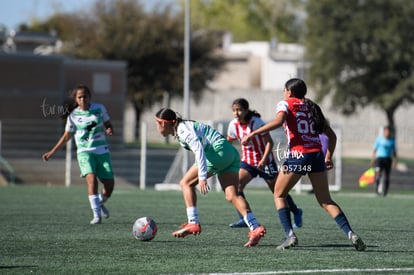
[156,123,342,193]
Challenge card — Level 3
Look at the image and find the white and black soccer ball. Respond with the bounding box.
[132,217,157,241]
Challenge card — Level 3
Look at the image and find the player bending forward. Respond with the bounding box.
[155,107,266,247]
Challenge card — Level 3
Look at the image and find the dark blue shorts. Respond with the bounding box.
[281,151,326,175]
[240,161,278,180]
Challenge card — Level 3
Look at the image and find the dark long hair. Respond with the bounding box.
[61,84,92,120]
[285,78,329,133]
[285,78,307,98]
[232,98,261,121]
[306,99,330,133]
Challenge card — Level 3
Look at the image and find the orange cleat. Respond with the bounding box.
[172,223,202,238]
[244,225,266,247]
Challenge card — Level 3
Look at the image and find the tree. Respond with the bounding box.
[188,0,305,43]
[21,0,225,135]
[306,0,414,130]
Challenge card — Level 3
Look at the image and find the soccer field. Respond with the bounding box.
[1,185,414,274]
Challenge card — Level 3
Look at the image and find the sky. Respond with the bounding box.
[0,0,175,32]
[0,0,97,31]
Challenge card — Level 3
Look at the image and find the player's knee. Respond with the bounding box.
[273,192,285,200]
[179,178,191,188]
[224,192,236,203]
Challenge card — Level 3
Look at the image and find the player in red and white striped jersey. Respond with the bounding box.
[227,98,303,228]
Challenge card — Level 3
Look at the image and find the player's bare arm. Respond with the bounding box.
[42,131,73,161]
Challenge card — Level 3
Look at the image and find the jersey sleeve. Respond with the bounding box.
[177,123,208,181]
[99,104,110,122]
[276,100,289,115]
[65,115,76,133]
[226,120,238,142]
[253,117,270,138]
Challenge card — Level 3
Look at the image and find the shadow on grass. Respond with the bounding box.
[0,265,38,269]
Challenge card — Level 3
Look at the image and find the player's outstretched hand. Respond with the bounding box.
[42,152,52,161]
[198,180,210,195]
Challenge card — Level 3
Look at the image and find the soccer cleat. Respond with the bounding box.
[229,219,248,228]
[101,204,109,219]
[172,223,201,238]
[276,234,298,250]
[350,232,366,251]
[179,223,188,228]
[293,208,303,228]
[244,225,266,247]
[90,217,101,224]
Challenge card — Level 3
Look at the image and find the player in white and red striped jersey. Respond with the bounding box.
[226,98,303,228]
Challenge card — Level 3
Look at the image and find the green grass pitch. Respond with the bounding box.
[1,185,414,274]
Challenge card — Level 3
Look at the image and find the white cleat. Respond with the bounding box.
[276,234,298,250]
[90,217,102,224]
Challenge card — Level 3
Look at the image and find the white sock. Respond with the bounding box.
[99,193,108,204]
[186,206,199,224]
[88,195,101,218]
[243,212,259,231]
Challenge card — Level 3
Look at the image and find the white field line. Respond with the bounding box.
[204,267,414,275]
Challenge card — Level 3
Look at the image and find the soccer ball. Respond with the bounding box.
[132,217,157,241]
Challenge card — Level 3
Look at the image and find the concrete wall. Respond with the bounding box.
[0,53,64,119]
[64,59,127,121]
[0,53,127,122]
[0,53,127,150]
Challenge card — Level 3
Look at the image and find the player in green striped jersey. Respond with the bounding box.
[43,84,115,224]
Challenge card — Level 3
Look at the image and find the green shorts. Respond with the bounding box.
[199,139,240,175]
[77,152,114,180]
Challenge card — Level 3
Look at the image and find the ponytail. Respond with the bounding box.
[245,110,261,121]
[305,98,329,133]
